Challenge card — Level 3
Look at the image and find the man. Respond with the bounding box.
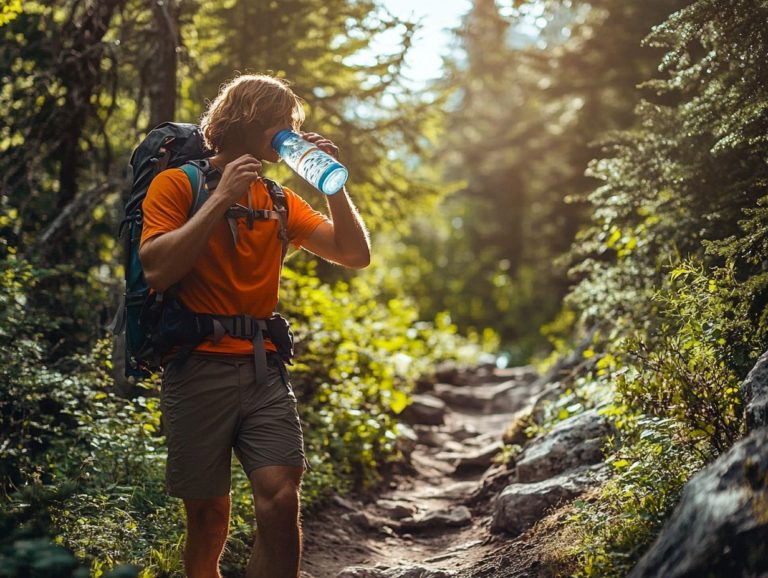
[139,74,370,578]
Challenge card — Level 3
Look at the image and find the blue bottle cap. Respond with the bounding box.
[271,129,297,152]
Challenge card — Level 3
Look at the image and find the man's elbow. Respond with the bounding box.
[139,249,169,292]
[344,251,371,270]
[143,270,170,293]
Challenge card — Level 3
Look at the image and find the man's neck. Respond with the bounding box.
[209,150,243,172]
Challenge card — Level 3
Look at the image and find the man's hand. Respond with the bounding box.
[300,132,340,160]
[215,154,263,204]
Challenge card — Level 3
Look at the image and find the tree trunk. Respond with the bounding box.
[55,0,124,210]
[148,0,179,128]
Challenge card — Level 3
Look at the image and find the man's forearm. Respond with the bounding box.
[325,187,371,268]
[140,194,232,292]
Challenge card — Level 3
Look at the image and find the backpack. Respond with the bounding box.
[109,122,291,385]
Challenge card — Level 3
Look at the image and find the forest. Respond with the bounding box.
[1,0,767,576]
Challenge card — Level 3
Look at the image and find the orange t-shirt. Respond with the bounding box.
[140,167,329,355]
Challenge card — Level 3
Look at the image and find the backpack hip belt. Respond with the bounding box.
[210,315,271,385]
[151,298,295,387]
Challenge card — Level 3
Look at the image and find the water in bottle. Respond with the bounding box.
[271,130,348,195]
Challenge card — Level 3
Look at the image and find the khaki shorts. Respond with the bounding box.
[160,352,305,499]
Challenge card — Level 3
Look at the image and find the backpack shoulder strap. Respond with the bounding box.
[180,161,210,218]
[263,177,290,264]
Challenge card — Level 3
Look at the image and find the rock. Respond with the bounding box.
[331,494,359,511]
[341,511,373,530]
[433,382,488,410]
[515,409,612,483]
[336,567,387,578]
[454,441,503,470]
[491,465,605,536]
[436,441,503,471]
[399,506,472,530]
[376,499,417,520]
[400,394,448,426]
[434,360,461,385]
[446,423,480,442]
[493,365,539,383]
[628,427,768,578]
[395,423,419,454]
[413,426,451,447]
[462,364,539,386]
[741,348,768,432]
[336,566,454,578]
[432,381,531,413]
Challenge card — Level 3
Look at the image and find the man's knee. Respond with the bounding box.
[254,483,300,524]
[184,496,231,536]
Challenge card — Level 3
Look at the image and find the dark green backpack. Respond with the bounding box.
[110,122,290,383]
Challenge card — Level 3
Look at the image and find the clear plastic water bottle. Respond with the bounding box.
[271,130,348,195]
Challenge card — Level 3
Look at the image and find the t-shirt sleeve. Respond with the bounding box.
[140,168,193,247]
[284,187,330,248]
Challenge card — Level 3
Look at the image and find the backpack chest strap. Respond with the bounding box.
[224,204,284,245]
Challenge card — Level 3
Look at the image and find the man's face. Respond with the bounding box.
[250,122,292,163]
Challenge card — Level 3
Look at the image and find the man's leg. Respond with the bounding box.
[183,495,231,578]
[246,465,304,578]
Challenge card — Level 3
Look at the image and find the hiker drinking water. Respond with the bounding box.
[138,74,370,578]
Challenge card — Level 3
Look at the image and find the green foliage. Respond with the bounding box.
[387,0,689,358]
[616,262,756,454]
[280,262,494,503]
[552,1,768,574]
[567,417,703,578]
[1,250,490,573]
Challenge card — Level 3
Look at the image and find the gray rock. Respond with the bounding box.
[629,427,768,578]
[455,441,503,469]
[515,409,612,483]
[436,441,503,471]
[413,425,451,447]
[432,382,487,410]
[446,423,480,442]
[395,423,419,454]
[400,394,448,426]
[331,494,359,511]
[432,380,532,413]
[434,360,461,385]
[491,465,604,536]
[336,567,387,578]
[741,348,768,432]
[400,506,472,530]
[341,511,373,530]
[376,499,417,520]
[336,566,454,578]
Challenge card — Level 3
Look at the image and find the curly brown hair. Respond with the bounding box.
[200,74,305,152]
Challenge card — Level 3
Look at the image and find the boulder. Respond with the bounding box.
[491,465,605,536]
[515,409,612,483]
[628,427,768,578]
[400,394,448,426]
[741,348,768,432]
[399,506,472,531]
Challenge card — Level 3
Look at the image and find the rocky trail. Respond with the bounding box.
[299,345,768,578]
[300,352,611,578]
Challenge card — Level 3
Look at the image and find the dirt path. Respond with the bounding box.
[301,367,550,578]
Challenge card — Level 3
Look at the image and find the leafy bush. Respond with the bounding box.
[2,254,493,575]
[566,417,703,578]
[277,262,495,504]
